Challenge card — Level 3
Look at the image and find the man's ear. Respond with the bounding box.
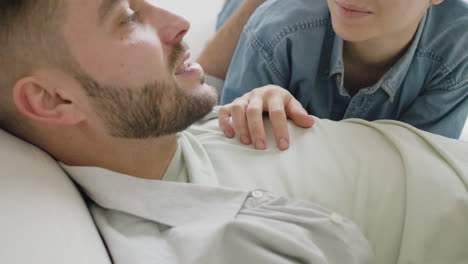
[430,0,444,5]
[12,76,85,126]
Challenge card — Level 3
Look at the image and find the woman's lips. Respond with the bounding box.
[335,1,372,19]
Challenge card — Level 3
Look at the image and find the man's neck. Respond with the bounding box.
[100,135,179,180]
[53,130,179,180]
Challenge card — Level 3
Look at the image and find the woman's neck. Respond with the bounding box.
[342,18,422,94]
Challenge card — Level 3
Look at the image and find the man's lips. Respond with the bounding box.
[335,1,373,19]
[174,51,204,77]
[175,51,191,75]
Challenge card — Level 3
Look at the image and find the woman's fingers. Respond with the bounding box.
[230,98,252,145]
[285,98,315,128]
[218,106,235,138]
[246,95,267,149]
[268,96,290,150]
[218,85,313,150]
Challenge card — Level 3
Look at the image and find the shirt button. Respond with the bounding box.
[336,74,342,84]
[251,190,264,200]
[330,212,344,225]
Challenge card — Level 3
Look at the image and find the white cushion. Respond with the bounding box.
[0,129,111,264]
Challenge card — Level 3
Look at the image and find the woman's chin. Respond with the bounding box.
[334,26,366,42]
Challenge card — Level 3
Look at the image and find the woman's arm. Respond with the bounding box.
[197,0,265,80]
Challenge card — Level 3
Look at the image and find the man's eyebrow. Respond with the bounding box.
[98,0,124,24]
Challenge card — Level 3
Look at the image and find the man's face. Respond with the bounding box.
[327,0,432,42]
[62,0,217,138]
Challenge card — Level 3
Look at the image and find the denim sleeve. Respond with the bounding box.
[220,26,289,104]
[399,80,468,139]
[216,0,245,31]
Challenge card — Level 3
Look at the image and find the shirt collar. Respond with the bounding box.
[161,139,187,182]
[329,35,344,77]
[60,135,248,228]
[328,13,427,101]
[329,36,348,97]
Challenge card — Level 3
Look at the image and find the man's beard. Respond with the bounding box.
[75,42,217,139]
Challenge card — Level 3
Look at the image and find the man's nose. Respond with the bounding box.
[149,6,190,44]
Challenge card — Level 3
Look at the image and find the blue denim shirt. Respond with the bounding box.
[218,0,468,139]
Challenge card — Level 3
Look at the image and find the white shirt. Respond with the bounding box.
[63,111,468,264]
[62,158,373,264]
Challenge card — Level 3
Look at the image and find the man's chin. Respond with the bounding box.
[196,83,218,107]
[179,77,217,99]
[202,83,219,106]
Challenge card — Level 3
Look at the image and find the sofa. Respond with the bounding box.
[0,130,112,263]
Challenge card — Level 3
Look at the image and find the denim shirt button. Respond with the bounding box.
[336,74,342,85]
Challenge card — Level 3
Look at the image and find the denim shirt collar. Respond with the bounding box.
[328,12,427,101]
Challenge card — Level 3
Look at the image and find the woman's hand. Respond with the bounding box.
[218,85,315,150]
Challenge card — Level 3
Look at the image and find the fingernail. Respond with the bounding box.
[225,129,234,138]
[241,136,250,145]
[279,138,289,150]
[255,139,266,150]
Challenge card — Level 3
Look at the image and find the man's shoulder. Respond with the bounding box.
[417,0,468,87]
[246,0,331,47]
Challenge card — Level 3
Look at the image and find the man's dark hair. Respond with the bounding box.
[0,0,68,138]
